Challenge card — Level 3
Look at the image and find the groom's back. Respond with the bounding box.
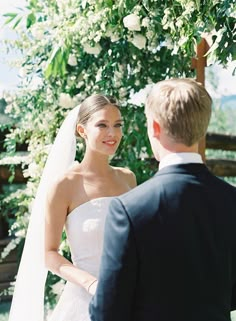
[125,164,236,321]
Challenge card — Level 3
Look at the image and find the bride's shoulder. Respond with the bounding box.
[51,162,82,189]
[47,163,84,207]
[113,166,137,188]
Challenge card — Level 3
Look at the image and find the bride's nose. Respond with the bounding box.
[107,126,115,136]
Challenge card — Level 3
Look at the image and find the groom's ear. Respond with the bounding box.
[152,119,161,138]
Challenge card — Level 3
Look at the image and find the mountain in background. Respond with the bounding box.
[221,95,236,109]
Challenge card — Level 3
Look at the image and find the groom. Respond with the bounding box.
[89,78,236,321]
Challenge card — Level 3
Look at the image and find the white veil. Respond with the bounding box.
[8,105,80,321]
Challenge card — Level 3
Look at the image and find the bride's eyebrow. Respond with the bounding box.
[95,120,109,123]
[95,119,123,123]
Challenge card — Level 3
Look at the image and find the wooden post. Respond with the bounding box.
[191,38,210,162]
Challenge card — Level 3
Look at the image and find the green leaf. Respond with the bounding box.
[3,13,18,25]
[3,13,18,18]
[105,0,113,8]
[13,17,22,29]
[44,47,69,79]
[44,63,53,79]
[26,13,36,28]
[29,0,38,8]
[125,0,136,11]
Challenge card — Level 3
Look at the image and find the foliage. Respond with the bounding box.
[0,301,11,321]
[206,99,236,185]
[1,0,235,309]
[205,64,236,185]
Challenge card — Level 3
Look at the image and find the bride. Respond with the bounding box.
[8,94,136,321]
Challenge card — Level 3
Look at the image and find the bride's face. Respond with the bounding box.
[82,105,123,156]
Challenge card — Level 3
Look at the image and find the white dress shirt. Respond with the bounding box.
[159,153,203,171]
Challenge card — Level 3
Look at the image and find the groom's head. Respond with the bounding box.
[145,78,212,159]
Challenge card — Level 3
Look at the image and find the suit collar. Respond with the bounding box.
[154,163,209,177]
[159,153,203,170]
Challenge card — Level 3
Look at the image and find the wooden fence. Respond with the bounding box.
[0,131,236,301]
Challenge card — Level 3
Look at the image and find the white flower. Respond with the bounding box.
[172,43,179,55]
[75,92,87,101]
[146,30,154,40]
[130,34,147,49]
[142,17,150,28]
[29,76,43,90]
[95,69,102,82]
[178,36,188,46]
[184,2,195,14]
[175,19,183,28]
[68,54,77,66]
[56,0,68,9]
[15,229,26,238]
[51,280,64,295]
[111,33,120,42]
[25,162,40,178]
[31,25,44,40]
[18,67,28,78]
[164,36,174,50]
[58,93,74,108]
[123,14,141,31]
[5,103,13,114]
[120,87,127,98]
[0,154,28,165]
[94,34,102,43]
[83,43,102,55]
[229,9,236,18]
[106,29,120,42]
[76,81,84,88]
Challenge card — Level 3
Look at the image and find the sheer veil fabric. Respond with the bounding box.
[8,105,80,321]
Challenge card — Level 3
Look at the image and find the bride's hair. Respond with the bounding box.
[75,94,120,135]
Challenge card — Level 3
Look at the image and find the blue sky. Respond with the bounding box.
[0,0,26,94]
[1,1,236,99]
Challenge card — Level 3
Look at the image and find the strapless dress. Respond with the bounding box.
[48,197,113,321]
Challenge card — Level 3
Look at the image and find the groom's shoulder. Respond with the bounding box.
[118,174,160,208]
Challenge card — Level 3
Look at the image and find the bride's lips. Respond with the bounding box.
[103,140,117,146]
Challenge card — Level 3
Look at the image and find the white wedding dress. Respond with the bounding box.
[48,197,113,321]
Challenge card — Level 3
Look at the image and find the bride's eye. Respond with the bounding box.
[97,123,107,128]
[114,123,123,128]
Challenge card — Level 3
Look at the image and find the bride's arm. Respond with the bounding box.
[44,177,97,294]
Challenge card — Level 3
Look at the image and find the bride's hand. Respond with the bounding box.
[87,279,98,295]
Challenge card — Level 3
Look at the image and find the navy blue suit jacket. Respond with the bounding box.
[89,164,236,321]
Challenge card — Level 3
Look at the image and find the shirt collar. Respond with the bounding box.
[159,153,203,170]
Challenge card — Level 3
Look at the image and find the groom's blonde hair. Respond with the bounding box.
[146,78,212,146]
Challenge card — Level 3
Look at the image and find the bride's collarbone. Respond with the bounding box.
[69,167,131,197]
[81,179,130,198]
[83,177,129,191]
[69,181,130,212]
